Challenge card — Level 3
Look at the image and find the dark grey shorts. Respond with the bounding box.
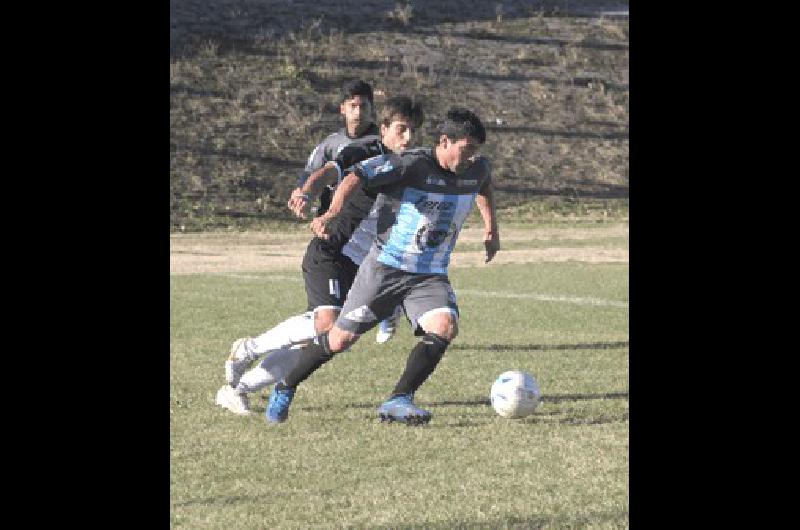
[336,249,459,335]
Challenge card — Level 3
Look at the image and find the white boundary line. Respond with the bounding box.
[458,289,628,308]
[214,273,302,282]
[200,275,627,308]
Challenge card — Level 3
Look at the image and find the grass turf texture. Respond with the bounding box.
[170,257,628,527]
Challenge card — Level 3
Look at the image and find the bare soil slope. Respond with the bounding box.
[169,224,628,274]
[170,0,628,229]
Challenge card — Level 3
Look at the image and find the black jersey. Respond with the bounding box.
[319,136,390,253]
[297,124,380,215]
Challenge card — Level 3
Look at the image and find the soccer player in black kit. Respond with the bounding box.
[215,93,424,415]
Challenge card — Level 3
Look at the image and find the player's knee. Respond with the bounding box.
[314,308,340,334]
[420,312,458,341]
[443,320,458,341]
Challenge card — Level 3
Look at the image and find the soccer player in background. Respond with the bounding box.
[215,95,424,415]
[265,107,500,426]
[288,79,403,343]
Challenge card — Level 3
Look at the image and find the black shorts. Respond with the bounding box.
[301,237,358,312]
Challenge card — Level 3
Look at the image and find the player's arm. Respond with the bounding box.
[289,143,369,218]
[310,171,362,240]
[476,178,500,263]
[311,152,406,239]
[288,140,331,216]
[288,162,339,219]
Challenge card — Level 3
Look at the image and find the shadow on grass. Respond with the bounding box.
[485,125,628,140]
[373,511,628,529]
[295,390,628,412]
[171,0,630,57]
[326,59,629,93]
[172,495,258,507]
[175,146,300,170]
[450,340,629,352]
[493,182,629,198]
[408,27,630,51]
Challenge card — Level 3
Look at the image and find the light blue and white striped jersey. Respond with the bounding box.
[352,147,492,274]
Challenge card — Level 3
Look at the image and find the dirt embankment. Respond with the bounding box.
[170,224,628,274]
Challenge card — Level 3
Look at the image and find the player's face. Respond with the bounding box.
[340,95,373,136]
[380,116,415,153]
[443,135,481,174]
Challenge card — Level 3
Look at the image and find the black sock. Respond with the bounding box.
[280,332,337,389]
[391,333,450,397]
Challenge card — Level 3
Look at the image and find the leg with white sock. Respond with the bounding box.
[249,311,318,355]
[218,308,339,416]
[235,345,303,394]
[217,345,304,415]
[224,311,317,388]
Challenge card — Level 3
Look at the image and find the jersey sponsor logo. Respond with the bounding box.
[343,305,377,323]
[426,176,446,186]
[414,197,454,212]
[458,179,478,186]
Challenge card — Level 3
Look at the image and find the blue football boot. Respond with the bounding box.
[377,393,431,425]
[266,385,296,424]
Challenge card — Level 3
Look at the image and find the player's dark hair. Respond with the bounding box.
[341,79,374,106]
[438,107,486,144]
[379,95,424,129]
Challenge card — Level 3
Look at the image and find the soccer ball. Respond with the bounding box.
[490,370,542,418]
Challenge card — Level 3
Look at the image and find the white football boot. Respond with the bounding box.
[215,385,252,415]
[224,337,256,387]
[376,306,403,344]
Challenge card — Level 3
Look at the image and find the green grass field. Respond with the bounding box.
[170,259,628,528]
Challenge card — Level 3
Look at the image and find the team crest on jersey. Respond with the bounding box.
[415,224,453,250]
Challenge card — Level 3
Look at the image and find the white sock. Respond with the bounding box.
[235,345,303,393]
[247,311,316,357]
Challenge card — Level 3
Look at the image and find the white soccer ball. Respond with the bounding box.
[490,370,542,418]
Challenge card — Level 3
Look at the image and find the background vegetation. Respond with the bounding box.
[170,0,628,231]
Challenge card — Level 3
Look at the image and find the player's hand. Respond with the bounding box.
[287,188,311,219]
[484,231,500,263]
[310,215,331,240]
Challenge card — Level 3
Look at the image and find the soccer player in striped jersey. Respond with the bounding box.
[265,107,500,425]
[215,95,424,415]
